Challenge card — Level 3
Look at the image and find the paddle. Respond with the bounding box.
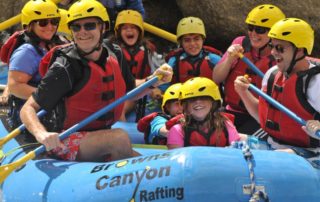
[0,76,160,184]
[0,110,47,148]
[238,53,264,78]
[248,83,320,138]
[143,22,177,43]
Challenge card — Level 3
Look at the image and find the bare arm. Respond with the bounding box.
[20,96,60,150]
[234,75,260,122]
[212,44,244,84]
[133,63,173,100]
[8,71,36,99]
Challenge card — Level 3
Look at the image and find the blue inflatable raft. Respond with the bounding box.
[0,120,319,202]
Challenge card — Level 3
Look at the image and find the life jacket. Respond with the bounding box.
[0,31,27,64]
[183,113,231,147]
[224,36,275,112]
[0,30,63,64]
[165,113,185,130]
[39,42,126,131]
[166,46,222,83]
[259,67,320,148]
[121,41,155,79]
[39,43,72,77]
[137,112,171,145]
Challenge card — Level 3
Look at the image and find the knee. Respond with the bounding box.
[112,128,131,144]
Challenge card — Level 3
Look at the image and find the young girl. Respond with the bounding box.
[167,77,242,149]
[113,9,165,121]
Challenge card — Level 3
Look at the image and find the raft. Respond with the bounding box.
[1,119,319,202]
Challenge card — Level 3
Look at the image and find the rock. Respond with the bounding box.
[175,0,320,56]
[1,0,320,56]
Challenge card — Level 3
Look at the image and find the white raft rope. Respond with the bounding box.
[231,141,270,202]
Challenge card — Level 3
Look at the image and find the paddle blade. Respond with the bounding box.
[0,150,36,184]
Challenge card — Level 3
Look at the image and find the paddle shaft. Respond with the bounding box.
[34,76,159,155]
[0,76,159,184]
[143,22,177,43]
[0,110,47,147]
[238,53,264,78]
[248,84,320,138]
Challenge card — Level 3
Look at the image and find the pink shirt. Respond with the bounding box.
[167,120,240,147]
[217,36,246,66]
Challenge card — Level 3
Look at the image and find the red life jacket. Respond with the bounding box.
[0,30,63,65]
[0,31,30,64]
[165,45,222,62]
[121,41,155,79]
[224,36,275,112]
[137,112,170,145]
[39,43,72,77]
[183,113,231,147]
[259,67,320,148]
[39,43,126,130]
[184,125,229,147]
[165,114,185,130]
[166,46,222,83]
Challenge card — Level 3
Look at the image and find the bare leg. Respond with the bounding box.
[76,128,139,162]
[119,100,136,122]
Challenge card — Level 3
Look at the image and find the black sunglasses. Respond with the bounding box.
[69,22,100,32]
[268,42,291,53]
[247,24,269,34]
[36,18,60,27]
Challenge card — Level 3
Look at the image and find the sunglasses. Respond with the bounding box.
[247,24,269,34]
[268,42,291,53]
[69,22,100,32]
[36,18,60,27]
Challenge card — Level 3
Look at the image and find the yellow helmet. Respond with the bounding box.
[161,83,182,111]
[57,9,72,39]
[176,17,206,40]
[21,0,60,27]
[245,4,285,28]
[268,18,314,55]
[179,77,221,102]
[67,0,110,30]
[115,10,144,37]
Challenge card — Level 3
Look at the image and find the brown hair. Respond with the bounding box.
[182,98,227,143]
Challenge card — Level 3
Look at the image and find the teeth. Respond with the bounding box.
[194,106,204,110]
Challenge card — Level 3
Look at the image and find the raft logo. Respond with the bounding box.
[96,166,182,201]
[90,152,171,174]
[140,186,184,201]
[96,166,171,190]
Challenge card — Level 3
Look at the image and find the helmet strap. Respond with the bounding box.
[258,39,270,57]
[286,47,305,76]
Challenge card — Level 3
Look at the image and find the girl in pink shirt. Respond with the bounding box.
[167,77,242,149]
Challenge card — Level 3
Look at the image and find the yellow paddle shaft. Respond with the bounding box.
[0,128,22,147]
[0,150,36,184]
[143,22,177,43]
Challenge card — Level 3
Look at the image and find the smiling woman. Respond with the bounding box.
[2,0,65,132]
